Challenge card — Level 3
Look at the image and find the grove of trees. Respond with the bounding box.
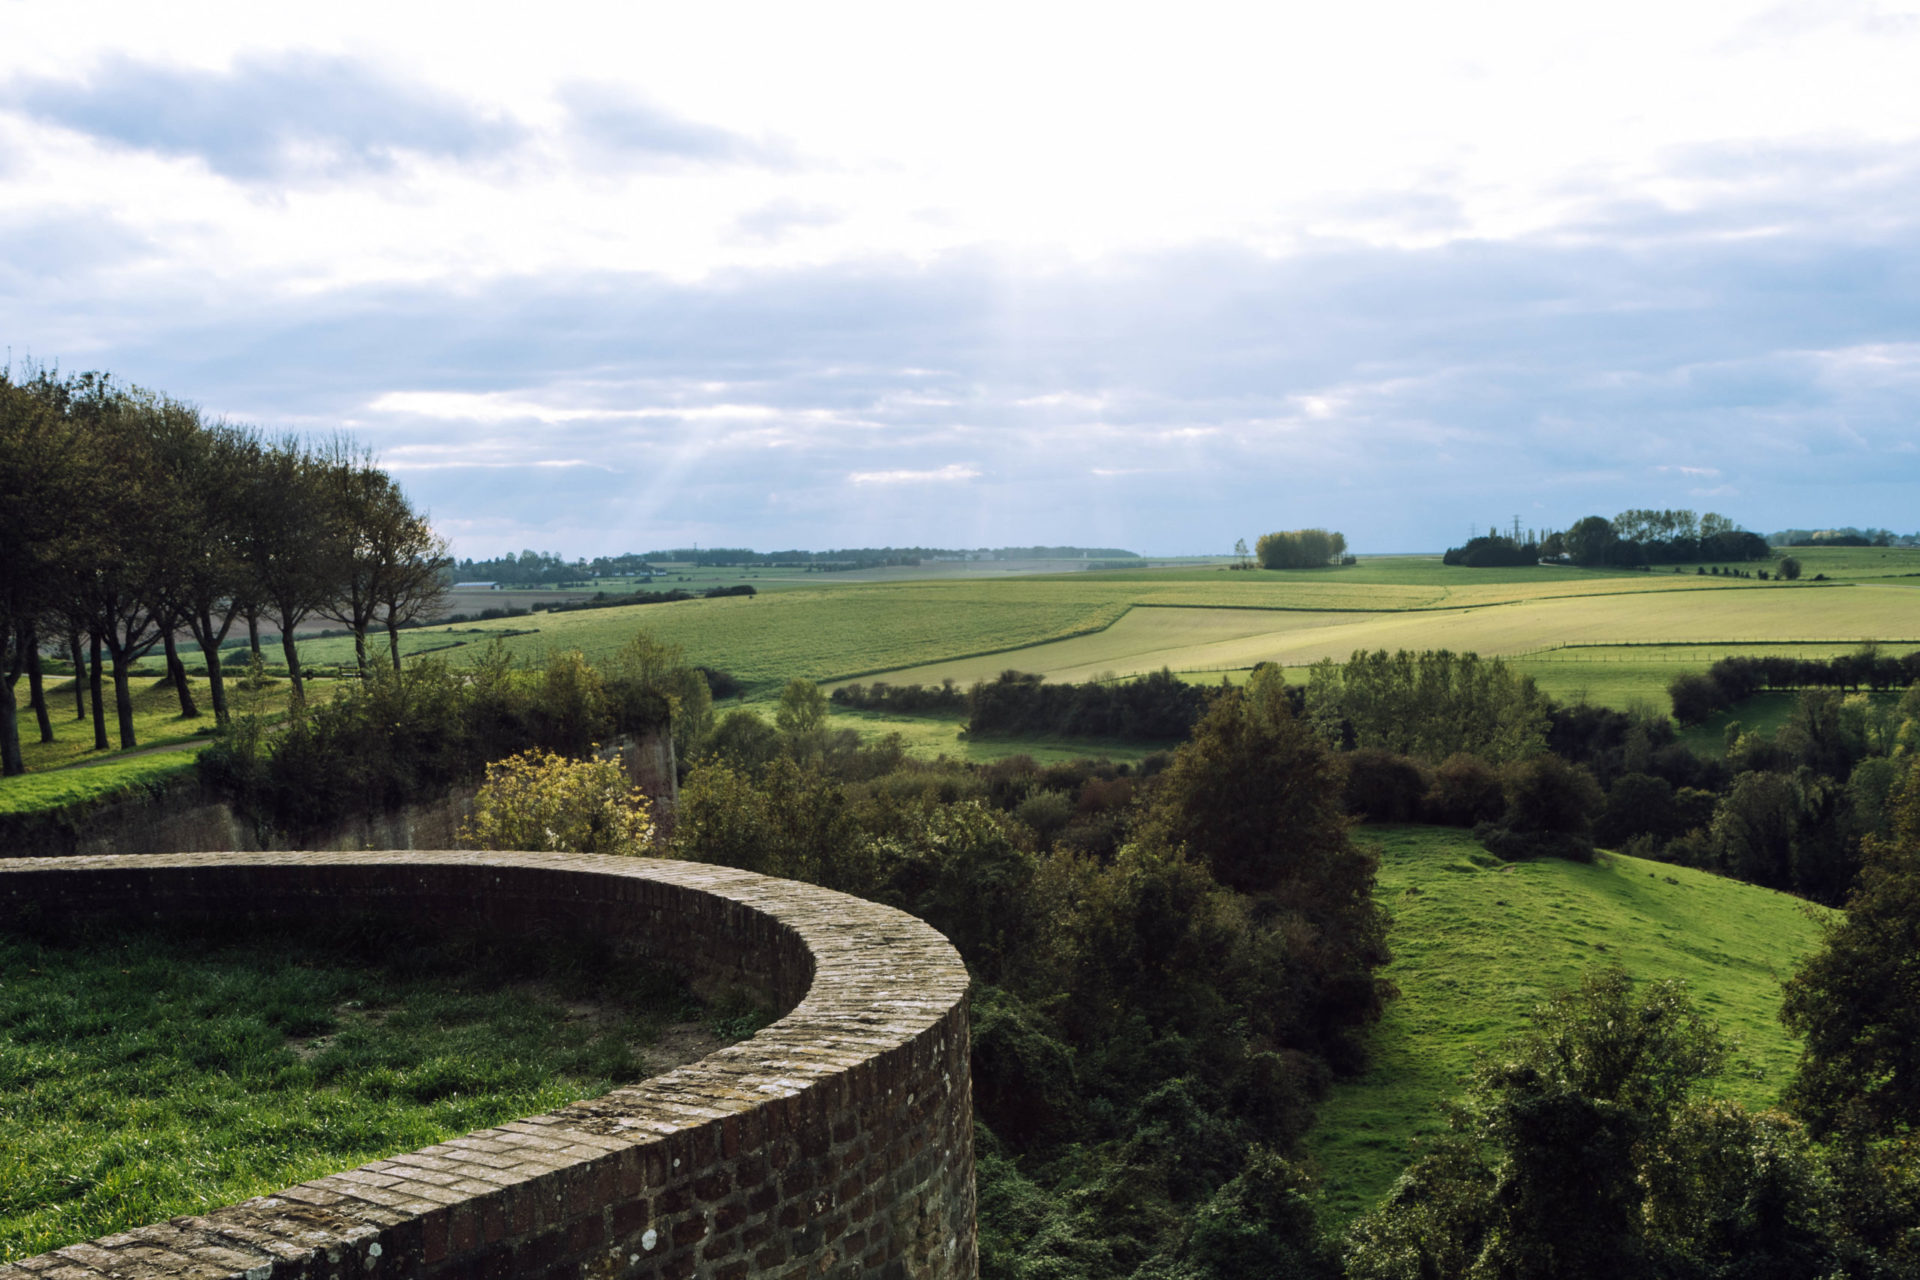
[0,365,450,774]
[1256,528,1348,569]
[1443,509,1773,568]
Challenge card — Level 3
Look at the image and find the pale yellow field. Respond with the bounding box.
[833,582,1920,688]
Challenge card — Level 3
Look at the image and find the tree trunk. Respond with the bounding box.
[197,609,230,725]
[387,619,404,672]
[69,627,87,719]
[247,609,262,659]
[26,636,53,744]
[108,644,138,749]
[163,630,200,718]
[0,671,21,777]
[280,628,305,701]
[89,632,108,750]
[352,626,369,678]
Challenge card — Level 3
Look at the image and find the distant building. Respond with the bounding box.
[452,581,502,590]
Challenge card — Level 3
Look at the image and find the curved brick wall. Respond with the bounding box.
[0,852,976,1280]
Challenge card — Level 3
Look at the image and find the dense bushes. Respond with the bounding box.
[968,668,1211,742]
[1347,969,1866,1279]
[1255,529,1347,569]
[1306,649,1550,763]
[196,637,701,841]
[671,666,1392,1279]
[831,678,967,715]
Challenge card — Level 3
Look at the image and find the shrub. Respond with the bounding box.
[459,749,654,855]
[1475,754,1604,861]
[1421,753,1505,826]
[1342,749,1430,822]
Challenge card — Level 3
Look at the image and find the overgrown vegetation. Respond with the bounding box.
[196,636,706,843]
[671,665,1391,1279]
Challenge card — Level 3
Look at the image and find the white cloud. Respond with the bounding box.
[848,464,981,485]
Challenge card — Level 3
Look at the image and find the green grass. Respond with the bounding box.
[17,675,330,773]
[1307,825,1829,1224]
[823,705,1172,766]
[0,754,201,816]
[0,917,725,1262]
[1772,544,1920,583]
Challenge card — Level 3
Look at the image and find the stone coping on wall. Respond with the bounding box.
[0,852,977,1280]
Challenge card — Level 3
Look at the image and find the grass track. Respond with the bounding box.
[1308,825,1828,1224]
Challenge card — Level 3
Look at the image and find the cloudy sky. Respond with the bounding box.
[5,1,1919,556]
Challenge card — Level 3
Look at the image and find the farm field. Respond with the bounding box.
[1772,544,1920,582]
[264,550,1915,715]
[845,583,1917,694]
[1307,824,1830,1224]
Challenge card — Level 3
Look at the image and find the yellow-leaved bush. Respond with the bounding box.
[459,749,655,856]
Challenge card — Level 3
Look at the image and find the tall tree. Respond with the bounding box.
[46,375,179,750]
[375,512,450,672]
[314,446,447,676]
[235,436,340,701]
[164,422,260,725]
[0,374,90,773]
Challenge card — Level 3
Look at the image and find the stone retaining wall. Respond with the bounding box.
[0,852,976,1280]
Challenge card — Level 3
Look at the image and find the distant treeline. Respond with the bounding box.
[831,679,968,716]
[642,544,1141,568]
[832,668,1211,741]
[1770,527,1918,548]
[1445,508,1771,567]
[449,550,660,586]
[1670,650,1920,724]
[531,584,756,615]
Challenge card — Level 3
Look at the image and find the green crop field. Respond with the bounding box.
[435,586,1135,689]
[1307,825,1830,1224]
[1772,544,1920,583]
[308,550,1915,716]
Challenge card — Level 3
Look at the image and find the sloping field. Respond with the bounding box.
[1308,825,1830,1223]
[441,586,1133,689]
[845,582,1916,689]
[328,552,1916,701]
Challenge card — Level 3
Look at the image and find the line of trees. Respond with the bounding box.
[1670,649,1920,726]
[1,365,449,774]
[1255,528,1348,569]
[1444,509,1772,568]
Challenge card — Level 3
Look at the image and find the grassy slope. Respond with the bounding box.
[0,754,201,816]
[1308,825,1829,1224]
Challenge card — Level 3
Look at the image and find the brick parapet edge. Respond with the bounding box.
[0,852,977,1280]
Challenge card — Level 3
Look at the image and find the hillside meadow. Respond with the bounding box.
[1307,824,1830,1223]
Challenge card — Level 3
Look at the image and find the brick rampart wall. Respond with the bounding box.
[0,853,976,1280]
